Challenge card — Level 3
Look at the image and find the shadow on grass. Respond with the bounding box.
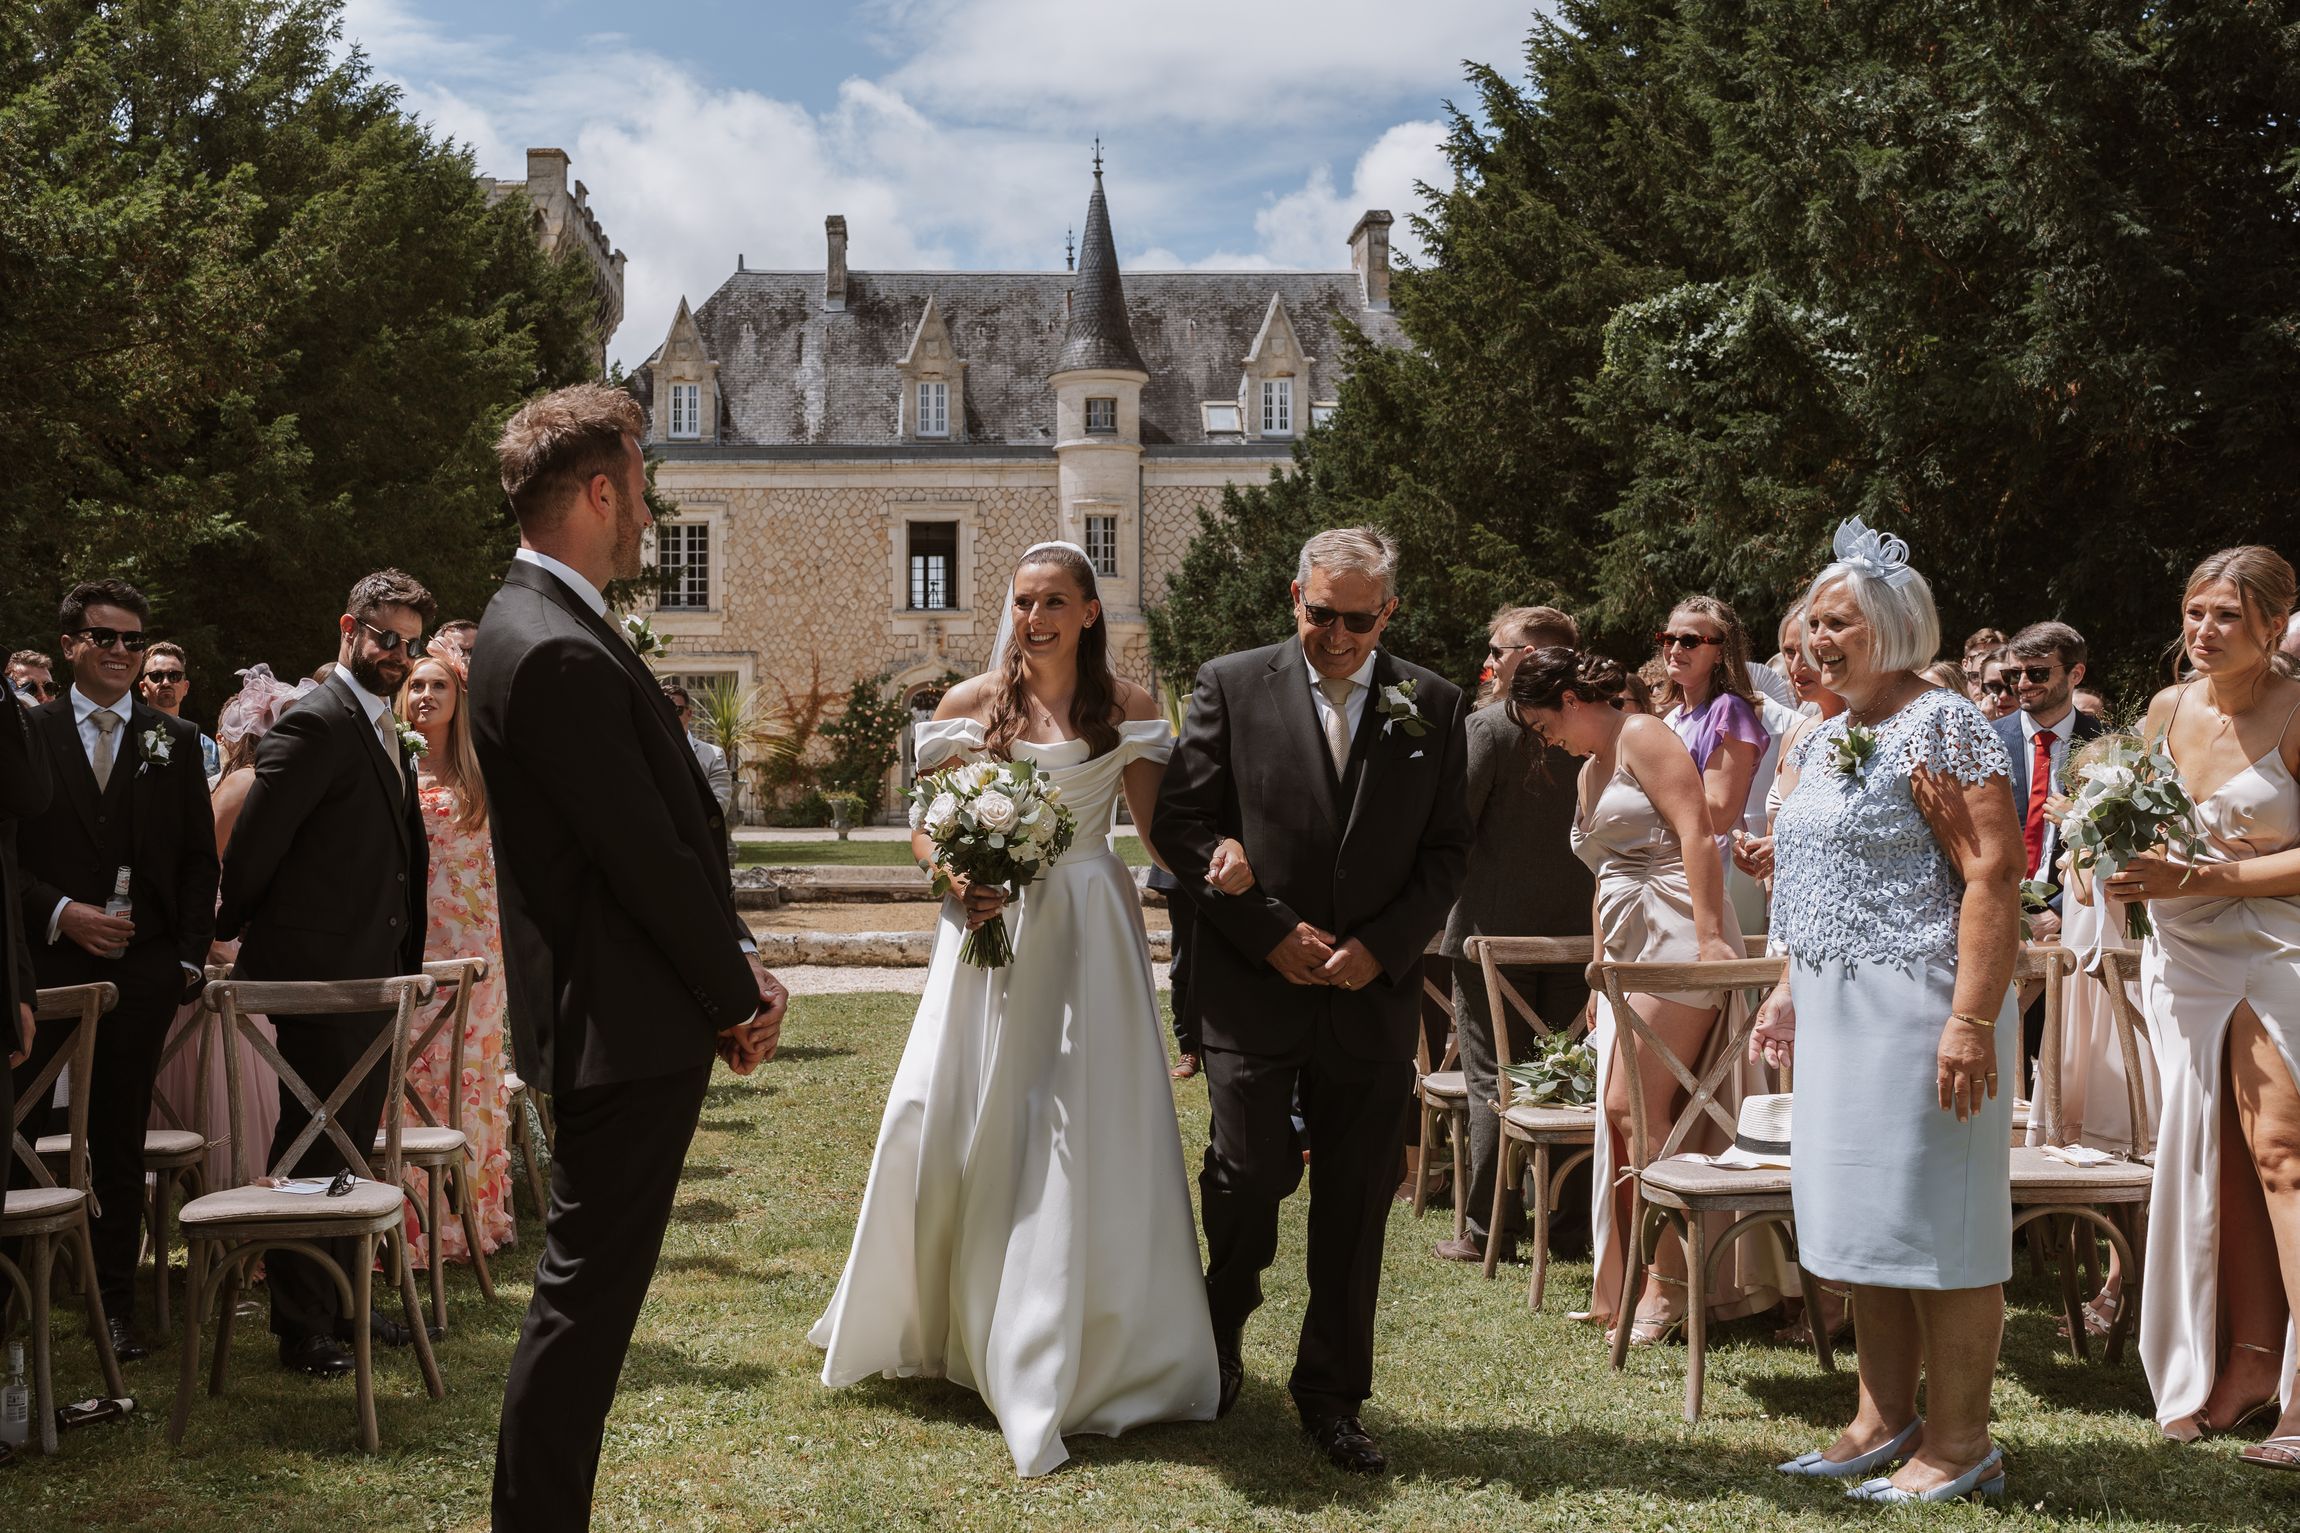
[696,1118,758,1135]
[765,1044,856,1064]
[673,1198,738,1224]
[704,1079,782,1105]
[622,1339,779,1393]
[680,1163,734,1182]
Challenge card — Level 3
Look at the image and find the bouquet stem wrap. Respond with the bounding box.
[909,755,1079,970]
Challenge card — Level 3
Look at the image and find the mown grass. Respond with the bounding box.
[2,991,2292,1531]
[737,837,1152,868]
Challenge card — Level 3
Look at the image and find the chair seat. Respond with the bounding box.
[179,1178,406,1227]
[1419,1070,1467,1102]
[0,1185,89,1231]
[381,1127,468,1159]
[2010,1146,2154,1201]
[1500,1103,1599,1137]
[1640,1156,1795,1201]
[37,1127,205,1162]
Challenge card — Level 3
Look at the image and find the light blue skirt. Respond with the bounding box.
[1788,955,2017,1290]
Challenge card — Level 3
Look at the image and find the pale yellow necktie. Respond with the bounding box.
[1318,675,1356,775]
[90,708,122,792]
[377,711,404,800]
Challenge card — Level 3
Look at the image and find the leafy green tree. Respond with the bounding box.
[0,0,599,712]
[819,675,913,805]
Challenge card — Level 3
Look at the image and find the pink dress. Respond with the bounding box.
[403,778,516,1265]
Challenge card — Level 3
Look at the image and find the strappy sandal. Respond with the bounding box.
[2057,1288,2120,1342]
[2241,1435,2300,1472]
[2197,1341,2283,1438]
[1776,1283,1853,1348]
[1622,1273,1688,1349]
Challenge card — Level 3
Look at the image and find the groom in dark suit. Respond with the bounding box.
[217,569,434,1376]
[14,579,217,1360]
[1154,527,1471,1474]
[471,383,785,1531]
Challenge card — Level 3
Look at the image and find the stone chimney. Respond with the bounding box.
[526,147,571,196]
[1348,210,1393,310]
[825,215,848,312]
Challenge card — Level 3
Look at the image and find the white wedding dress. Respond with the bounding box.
[808,717,1220,1477]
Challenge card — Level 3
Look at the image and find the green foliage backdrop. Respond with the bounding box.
[1150,1,2300,707]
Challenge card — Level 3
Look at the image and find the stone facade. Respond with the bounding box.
[488,147,627,372]
[630,165,1406,807]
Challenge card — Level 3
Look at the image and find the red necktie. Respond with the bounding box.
[2024,728,2057,876]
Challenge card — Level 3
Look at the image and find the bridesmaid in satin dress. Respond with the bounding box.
[2098,546,2300,1469]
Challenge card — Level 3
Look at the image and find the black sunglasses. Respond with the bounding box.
[1653,631,1721,652]
[1980,680,2012,697]
[17,680,59,699]
[142,669,186,685]
[1303,603,1389,635]
[326,1168,357,1197]
[356,620,424,655]
[2010,664,2061,684]
[68,626,148,652]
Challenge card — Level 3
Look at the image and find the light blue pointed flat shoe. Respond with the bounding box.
[1777,1418,1921,1480]
[1846,1445,2006,1504]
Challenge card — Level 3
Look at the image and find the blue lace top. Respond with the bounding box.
[1771,687,2012,969]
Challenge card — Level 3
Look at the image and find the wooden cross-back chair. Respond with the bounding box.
[1465,935,1596,1310]
[1411,940,1468,1233]
[1600,953,1833,1423]
[381,957,499,1332]
[2,983,127,1454]
[168,974,445,1452]
[2011,944,2154,1364]
[125,965,232,1332]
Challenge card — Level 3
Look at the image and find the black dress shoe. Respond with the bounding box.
[1305,1414,1387,1475]
[1214,1326,1243,1419]
[279,1335,355,1377]
[346,1312,440,1349]
[102,1317,150,1364]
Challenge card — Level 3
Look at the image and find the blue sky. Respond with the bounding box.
[339,0,1539,367]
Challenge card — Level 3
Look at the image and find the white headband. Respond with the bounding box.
[1019,539,1090,562]
[1831,516,1917,589]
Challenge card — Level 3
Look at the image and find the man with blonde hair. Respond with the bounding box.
[1156,525,1471,1474]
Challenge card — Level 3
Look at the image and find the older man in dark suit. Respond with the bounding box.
[217,569,434,1378]
[1154,526,1472,1475]
[14,579,216,1361]
[471,383,785,1531]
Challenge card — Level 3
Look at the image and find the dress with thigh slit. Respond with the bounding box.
[2138,691,2300,1432]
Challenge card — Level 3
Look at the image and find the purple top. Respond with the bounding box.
[1667,689,1768,773]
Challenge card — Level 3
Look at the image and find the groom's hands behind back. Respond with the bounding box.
[716,954,789,1074]
[1266,922,1338,986]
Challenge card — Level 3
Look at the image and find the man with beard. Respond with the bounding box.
[217,570,434,1376]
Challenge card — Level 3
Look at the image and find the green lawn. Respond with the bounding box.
[738,836,1152,868]
[3,991,2291,1530]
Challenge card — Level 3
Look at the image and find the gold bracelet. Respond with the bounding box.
[1949,1012,1997,1030]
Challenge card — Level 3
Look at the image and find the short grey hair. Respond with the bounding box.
[1801,558,1941,676]
[1297,526,1399,599]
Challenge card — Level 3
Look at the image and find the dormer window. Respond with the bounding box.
[669,383,701,440]
[1085,397,1117,435]
[1260,378,1293,437]
[916,381,949,438]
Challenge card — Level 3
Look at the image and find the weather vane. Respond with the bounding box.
[1091,137,1103,177]
[1065,227,1075,272]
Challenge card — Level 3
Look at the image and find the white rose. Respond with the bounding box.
[907,799,926,831]
[924,793,961,837]
[975,790,1019,834]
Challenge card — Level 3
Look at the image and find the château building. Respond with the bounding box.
[488,147,627,372]
[629,161,1406,792]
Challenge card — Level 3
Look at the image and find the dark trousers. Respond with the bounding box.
[1200,1039,1413,1423]
[9,951,179,1317]
[1450,958,1590,1247]
[494,1061,711,1532]
[264,1010,392,1342]
[1167,894,1199,1058]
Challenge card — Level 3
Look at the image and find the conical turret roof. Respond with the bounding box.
[1055,165,1147,375]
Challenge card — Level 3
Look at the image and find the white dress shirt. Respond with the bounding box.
[2019,701,2078,794]
[1304,646,1378,749]
[514,546,607,617]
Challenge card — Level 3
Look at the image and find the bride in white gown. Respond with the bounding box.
[809,541,1221,1477]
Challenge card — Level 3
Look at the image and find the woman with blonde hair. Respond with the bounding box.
[1653,596,1770,859]
[2093,546,2300,1463]
[395,635,516,1263]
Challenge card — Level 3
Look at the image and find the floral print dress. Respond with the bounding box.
[405,776,516,1265]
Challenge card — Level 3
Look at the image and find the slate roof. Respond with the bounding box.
[1055,172,1147,375]
[636,266,1405,452]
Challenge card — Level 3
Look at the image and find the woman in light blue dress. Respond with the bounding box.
[1752,519,2024,1505]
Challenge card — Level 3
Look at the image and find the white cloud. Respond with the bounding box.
[338,1,1501,366]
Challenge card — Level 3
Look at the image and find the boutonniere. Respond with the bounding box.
[621,612,666,658]
[137,723,173,775]
[1829,723,1879,782]
[392,716,429,759]
[1373,679,1428,738]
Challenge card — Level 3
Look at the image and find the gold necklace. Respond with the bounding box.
[1848,674,1918,728]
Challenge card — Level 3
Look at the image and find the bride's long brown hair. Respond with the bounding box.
[982,544,1122,761]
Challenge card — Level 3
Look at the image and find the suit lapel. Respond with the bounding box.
[331,675,411,854]
[36,701,102,839]
[1263,644,1341,824]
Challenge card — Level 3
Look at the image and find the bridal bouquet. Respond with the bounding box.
[909,758,1078,967]
[2058,734,2207,939]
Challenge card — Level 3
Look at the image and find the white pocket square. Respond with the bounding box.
[1410,750,1426,760]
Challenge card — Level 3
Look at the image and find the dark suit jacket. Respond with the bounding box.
[217,671,427,982]
[1994,706,2105,911]
[17,696,216,987]
[467,558,757,1095]
[1439,702,1592,957]
[1153,640,1472,1061]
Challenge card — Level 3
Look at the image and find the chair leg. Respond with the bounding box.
[28,1234,57,1454]
[1609,1197,1649,1371]
[73,1220,127,1400]
[395,1230,445,1401]
[426,1173,448,1335]
[1483,1136,1515,1280]
[1449,1107,1469,1243]
[1682,1212,1709,1425]
[455,1159,496,1302]
[210,1255,242,1396]
[353,1233,379,1453]
[169,1239,209,1444]
[151,1169,177,1334]
[2056,1214,2090,1364]
[1527,1145,1555,1309]
[1410,1102,1431,1218]
[1790,1241,1837,1374]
